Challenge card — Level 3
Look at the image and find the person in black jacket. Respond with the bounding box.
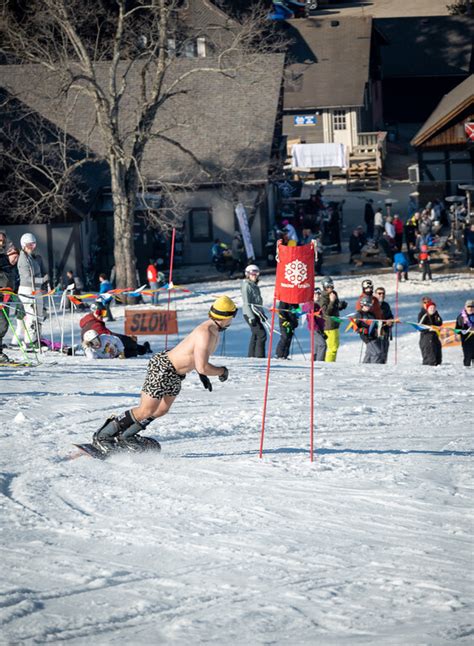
[275,301,299,359]
[455,299,474,367]
[418,300,443,366]
[349,226,367,263]
[375,286,394,363]
[320,277,347,362]
[364,199,375,239]
[354,296,385,364]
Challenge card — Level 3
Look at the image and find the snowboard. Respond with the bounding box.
[0,361,34,368]
[72,439,161,460]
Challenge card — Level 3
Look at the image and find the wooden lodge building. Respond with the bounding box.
[411,75,474,202]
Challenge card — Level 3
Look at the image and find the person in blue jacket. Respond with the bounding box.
[393,251,409,282]
[98,273,115,321]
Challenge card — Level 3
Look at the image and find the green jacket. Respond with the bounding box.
[320,290,347,330]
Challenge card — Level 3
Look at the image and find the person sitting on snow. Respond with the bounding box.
[82,329,125,360]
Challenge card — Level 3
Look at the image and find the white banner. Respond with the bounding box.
[235,202,255,261]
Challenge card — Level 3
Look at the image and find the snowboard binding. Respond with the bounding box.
[92,414,161,455]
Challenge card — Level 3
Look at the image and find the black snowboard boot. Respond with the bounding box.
[93,411,155,454]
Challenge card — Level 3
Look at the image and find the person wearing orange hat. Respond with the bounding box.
[418,299,443,365]
[89,295,238,455]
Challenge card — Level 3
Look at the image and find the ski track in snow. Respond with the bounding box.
[0,272,473,645]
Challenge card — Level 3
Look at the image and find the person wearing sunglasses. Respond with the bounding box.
[354,295,385,364]
[89,296,237,455]
[455,299,474,367]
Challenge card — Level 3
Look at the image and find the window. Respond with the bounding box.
[333,110,346,130]
[189,208,213,242]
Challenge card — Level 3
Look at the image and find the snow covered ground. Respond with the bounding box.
[1,272,473,645]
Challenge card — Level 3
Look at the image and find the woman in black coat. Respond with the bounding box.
[418,300,443,366]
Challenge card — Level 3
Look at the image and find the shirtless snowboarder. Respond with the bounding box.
[90,295,237,455]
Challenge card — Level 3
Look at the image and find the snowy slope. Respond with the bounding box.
[1,272,473,645]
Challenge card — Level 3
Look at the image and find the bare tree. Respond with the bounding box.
[0,0,283,289]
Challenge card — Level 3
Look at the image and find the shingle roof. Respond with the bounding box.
[411,74,474,146]
[182,0,238,32]
[1,55,284,184]
[283,16,373,110]
[376,16,473,78]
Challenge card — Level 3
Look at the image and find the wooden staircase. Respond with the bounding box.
[346,133,386,192]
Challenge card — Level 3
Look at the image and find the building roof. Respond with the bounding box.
[283,16,373,110]
[1,54,284,185]
[182,0,238,32]
[411,74,474,147]
[376,16,473,79]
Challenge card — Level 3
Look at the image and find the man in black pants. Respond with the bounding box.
[241,264,267,358]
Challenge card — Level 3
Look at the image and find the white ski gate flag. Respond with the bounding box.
[235,202,255,261]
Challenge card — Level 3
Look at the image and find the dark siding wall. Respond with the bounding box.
[283,112,325,144]
[382,76,468,123]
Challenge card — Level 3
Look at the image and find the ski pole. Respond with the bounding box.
[358,340,364,364]
[1,308,33,365]
[60,292,67,352]
[47,289,54,347]
[70,300,76,356]
[293,330,307,361]
[20,317,40,363]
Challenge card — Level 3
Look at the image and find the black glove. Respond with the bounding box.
[339,300,348,311]
[219,367,229,382]
[199,373,212,392]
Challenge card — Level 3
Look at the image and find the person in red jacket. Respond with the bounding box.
[355,279,383,319]
[79,302,113,338]
[79,302,152,357]
[393,214,404,251]
[146,259,159,305]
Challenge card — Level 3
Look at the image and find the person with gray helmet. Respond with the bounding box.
[17,233,49,349]
[320,277,347,362]
[455,299,474,367]
[241,264,267,358]
[354,296,385,364]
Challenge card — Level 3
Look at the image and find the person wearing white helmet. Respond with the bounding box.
[241,264,267,357]
[82,328,125,360]
[16,232,49,349]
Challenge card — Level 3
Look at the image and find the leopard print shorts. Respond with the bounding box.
[141,352,185,400]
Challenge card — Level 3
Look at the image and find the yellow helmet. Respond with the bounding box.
[209,295,237,320]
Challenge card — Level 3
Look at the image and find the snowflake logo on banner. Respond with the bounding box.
[284,259,307,286]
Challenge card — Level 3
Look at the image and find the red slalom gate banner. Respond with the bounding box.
[260,241,316,462]
[275,240,315,304]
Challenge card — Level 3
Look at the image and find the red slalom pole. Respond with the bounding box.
[259,295,277,459]
[165,228,176,352]
[309,301,315,462]
[394,270,399,365]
